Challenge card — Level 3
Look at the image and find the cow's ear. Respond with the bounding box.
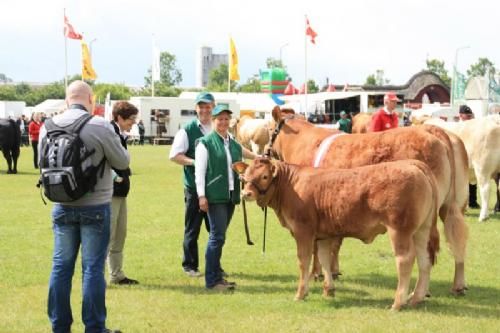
[232,161,248,175]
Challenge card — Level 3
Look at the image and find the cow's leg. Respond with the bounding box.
[250,141,260,155]
[388,228,415,311]
[476,171,491,222]
[330,237,343,279]
[317,238,335,298]
[311,242,322,281]
[294,233,314,301]
[2,149,13,174]
[440,203,468,295]
[494,174,500,213]
[11,148,20,174]
[409,225,433,306]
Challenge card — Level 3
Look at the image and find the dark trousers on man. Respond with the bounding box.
[182,188,208,272]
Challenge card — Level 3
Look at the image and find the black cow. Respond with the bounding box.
[0,118,21,174]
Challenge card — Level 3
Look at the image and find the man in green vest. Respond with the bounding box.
[169,92,214,277]
[338,110,352,133]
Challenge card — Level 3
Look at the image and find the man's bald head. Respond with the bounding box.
[66,80,93,112]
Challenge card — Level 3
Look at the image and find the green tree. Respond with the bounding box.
[307,79,319,93]
[207,64,236,92]
[426,58,451,86]
[467,57,496,78]
[144,51,182,87]
[0,85,18,101]
[365,74,377,85]
[0,73,13,83]
[266,57,285,69]
[237,75,261,92]
[138,83,181,97]
[93,83,134,102]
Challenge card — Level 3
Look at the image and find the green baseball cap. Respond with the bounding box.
[340,110,347,116]
[212,103,232,117]
[195,92,215,104]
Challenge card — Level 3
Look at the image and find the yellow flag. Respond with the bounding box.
[81,41,97,80]
[229,37,239,81]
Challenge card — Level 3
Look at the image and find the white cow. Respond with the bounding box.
[230,116,270,154]
[425,116,500,221]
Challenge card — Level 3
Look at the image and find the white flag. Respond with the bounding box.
[152,44,161,82]
[104,92,112,121]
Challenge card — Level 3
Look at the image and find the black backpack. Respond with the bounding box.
[38,114,104,203]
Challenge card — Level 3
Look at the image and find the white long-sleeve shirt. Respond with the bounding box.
[195,132,235,197]
[169,120,211,159]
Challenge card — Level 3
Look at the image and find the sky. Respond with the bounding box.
[0,0,498,88]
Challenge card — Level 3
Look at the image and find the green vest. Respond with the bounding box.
[199,131,242,204]
[183,120,205,190]
[338,118,352,133]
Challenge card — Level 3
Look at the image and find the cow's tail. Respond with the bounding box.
[425,162,440,266]
[412,159,440,266]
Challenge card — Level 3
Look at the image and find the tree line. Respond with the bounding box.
[1,52,496,106]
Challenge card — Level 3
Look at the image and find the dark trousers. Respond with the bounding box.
[32,141,38,168]
[182,188,208,271]
[205,202,235,288]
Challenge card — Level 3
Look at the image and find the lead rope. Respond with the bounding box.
[241,182,254,246]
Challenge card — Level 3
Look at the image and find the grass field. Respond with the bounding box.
[0,145,499,333]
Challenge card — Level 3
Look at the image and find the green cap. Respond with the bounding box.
[195,92,215,104]
[212,103,232,117]
[340,111,347,116]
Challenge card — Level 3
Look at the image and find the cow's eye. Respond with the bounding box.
[262,175,268,180]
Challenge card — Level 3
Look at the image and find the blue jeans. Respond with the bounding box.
[48,203,111,333]
[205,202,235,288]
[183,188,208,271]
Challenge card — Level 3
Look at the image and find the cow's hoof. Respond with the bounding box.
[478,217,489,223]
[314,273,324,282]
[451,287,467,296]
[322,288,335,299]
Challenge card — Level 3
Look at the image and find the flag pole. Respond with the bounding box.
[64,8,68,90]
[151,35,155,97]
[228,36,231,92]
[304,15,308,119]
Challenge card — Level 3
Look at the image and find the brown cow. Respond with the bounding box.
[268,108,469,295]
[230,115,270,154]
[239,158,440,310]
[351,112,373,133]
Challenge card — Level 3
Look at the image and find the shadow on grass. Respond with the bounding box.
[328,273,500,319]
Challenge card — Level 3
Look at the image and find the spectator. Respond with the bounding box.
[195,103,255,291]
[40,80,129,333]
[169,92,214,277]
[338,111,352,133]
[458,104,480,209]
[137,119,145,145]
[28,112,43,169]
[107,101,140,285]
[369,92,400,132]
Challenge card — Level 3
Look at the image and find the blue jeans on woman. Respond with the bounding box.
[48,203,111,333]
[205,202,235,288]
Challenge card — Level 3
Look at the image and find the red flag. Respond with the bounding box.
[305,17,317,44]
[64,15,82,40]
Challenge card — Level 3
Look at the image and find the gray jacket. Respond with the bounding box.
[38,108,130,206]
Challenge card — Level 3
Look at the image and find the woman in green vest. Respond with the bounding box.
[194,103,243,291]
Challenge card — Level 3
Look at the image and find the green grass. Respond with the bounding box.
[1,145,499,333]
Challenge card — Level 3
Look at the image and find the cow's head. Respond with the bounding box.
[234,157,278,203]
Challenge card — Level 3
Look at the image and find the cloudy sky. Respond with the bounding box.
[0,0,498,88]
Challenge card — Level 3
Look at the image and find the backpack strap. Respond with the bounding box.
[44,113,93,136]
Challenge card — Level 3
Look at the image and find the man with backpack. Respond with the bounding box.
[39,81,129,333]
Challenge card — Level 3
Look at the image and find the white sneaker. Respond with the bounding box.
[184,269,202,277]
